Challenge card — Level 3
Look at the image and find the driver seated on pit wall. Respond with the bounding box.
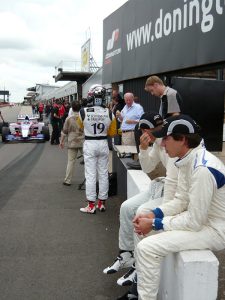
[77,84,117,214]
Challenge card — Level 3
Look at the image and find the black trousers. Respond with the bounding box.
[134,123,142,153]
[51,122,60,144]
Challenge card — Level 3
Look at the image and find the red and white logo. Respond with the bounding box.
[105,28,121,64]
[107,29,120,51]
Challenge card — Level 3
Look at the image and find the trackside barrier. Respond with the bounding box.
[127,169,219,300]
[127,170,150,198]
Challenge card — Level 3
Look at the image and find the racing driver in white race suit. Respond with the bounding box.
[78,85,117,214]
[133,114,225,300]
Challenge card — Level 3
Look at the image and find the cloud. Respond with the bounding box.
[0,38,34,50]
[0,11,34,44]
[0,0,128,102]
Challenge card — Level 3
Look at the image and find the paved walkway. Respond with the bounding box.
[3,106,225,300]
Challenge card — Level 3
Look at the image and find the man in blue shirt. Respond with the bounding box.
[116,93,144,145]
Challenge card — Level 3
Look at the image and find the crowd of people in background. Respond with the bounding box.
[31,98,72,145]
[24,75,224,300]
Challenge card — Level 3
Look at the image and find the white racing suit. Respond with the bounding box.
[119,139,178,251]
[119,177,164,251]
[78,106,116,202]
[135,145,225,300]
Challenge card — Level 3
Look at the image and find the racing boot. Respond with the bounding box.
[117,264,136,286]
[103,251,134,274]
[117,291,138,299]
[117,273,138,299]
[97,200,106,212]
[80,201,96,214]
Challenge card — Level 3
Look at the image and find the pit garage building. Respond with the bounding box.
[102,0,225,151]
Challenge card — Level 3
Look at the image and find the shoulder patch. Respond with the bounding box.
[208,167,225,189]
[86,108,95,112]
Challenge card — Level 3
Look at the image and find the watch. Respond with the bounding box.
[152,219,156,230]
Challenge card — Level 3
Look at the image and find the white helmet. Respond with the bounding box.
[87,84,106,106]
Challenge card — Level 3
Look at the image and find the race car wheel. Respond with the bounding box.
[2,127,10,142]
[42,126,50,141]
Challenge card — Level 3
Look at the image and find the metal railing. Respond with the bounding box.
[55,57,101,76]
[55,60,82,75]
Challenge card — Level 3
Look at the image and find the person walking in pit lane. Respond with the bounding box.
[38,102,44,121]
[50,100,60,145]
[60,101,84,186]
[0,110,5,122]
[77,84,117,214]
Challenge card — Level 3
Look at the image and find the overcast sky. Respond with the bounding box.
[0,0,128,102]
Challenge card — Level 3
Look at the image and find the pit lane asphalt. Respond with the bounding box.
[2,106,225,299]
[0,106,127,300]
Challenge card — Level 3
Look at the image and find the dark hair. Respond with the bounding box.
[171,133,202,148]
[81,98,87,107]
[71,101,81,112]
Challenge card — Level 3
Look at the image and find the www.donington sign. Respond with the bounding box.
[103,0,225,83]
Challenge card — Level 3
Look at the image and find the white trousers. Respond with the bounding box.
[134,220,225,300]
[119,178,164,251]
[64,148,83,184]
[83,139,109,202]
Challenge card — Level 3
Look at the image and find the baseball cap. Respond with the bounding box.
[139,112,163,129]
[152,114,201,138]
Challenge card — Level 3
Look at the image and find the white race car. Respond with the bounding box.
[2,114,50,142]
